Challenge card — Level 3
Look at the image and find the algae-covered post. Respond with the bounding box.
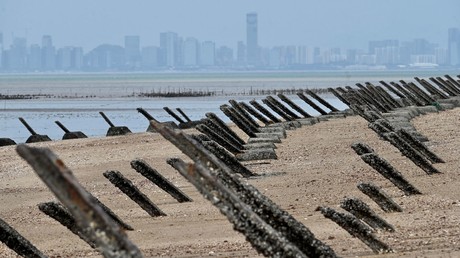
[103,170,167,217]
[16,145,143,258]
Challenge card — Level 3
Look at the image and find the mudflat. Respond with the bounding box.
[1,108,459,257]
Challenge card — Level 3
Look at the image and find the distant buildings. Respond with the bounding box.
[0,17,459,72]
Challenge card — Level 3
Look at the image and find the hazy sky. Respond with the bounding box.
[1,0,459,51]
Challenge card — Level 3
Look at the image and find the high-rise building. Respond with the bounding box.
[9,37,27,70]
[200,41,215,66]
[448,28,460,66]
[41,35,56,70]
[160,31,179,67]
[124,35,140,68]
[57,47,74,70]
[183,37,199,67]
[246,12,259,66]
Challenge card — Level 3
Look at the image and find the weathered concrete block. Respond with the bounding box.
[236,148,278,161]
[340,198,395,232]
[254,133,282,143]
[106,126,132,137]
[243,142,276,150]
[247,137,279,144]
[0,138,16,146]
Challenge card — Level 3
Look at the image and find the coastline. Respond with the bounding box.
[1,107,459,257]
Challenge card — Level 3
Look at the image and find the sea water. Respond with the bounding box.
[0,70,455,143]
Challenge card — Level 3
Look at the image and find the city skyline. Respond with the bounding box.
[2,7,460,71]
[1,0,459,50]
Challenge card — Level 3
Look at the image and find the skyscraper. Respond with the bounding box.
[448,28,460,66]
[200,41,215,66]
[124,35,140,68]
[183,37,199,67]
[41,35,56,70]
[160,31,179,67]
[246,12,259,66]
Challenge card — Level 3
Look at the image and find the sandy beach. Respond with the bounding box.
[1,106,460,257]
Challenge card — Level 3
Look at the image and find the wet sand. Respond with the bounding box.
[0,107,459,257]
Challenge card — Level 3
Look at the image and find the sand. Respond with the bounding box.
[1,108,459,257]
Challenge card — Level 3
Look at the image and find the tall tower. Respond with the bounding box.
[448,28,460,66]
[246,12,258,66]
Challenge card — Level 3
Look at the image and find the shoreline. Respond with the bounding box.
[1,106,459,257]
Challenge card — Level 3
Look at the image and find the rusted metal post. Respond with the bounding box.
[38,201,98,248]
[406,81,435,104]
[175,108,192,122]
[99,111,116,127]
[238,101,273,125]
[396,129,444,164]
[305,89,339,112]
[277,93,312,118]
[328,87,350,106]
[130,159,192,203]
[379,81,407,100]
[99,112,132,136]
[364,82,398,110]
[351,144,422,195]
[220,105,259,138]
[369,83,403,108]
[390,82,424,106]
[0,217,46,258]
[16,145,143,258]
[168,158,309,258]
[429,77,458,96]
[436,77,460,95]
[18,117,52,143]
[137,107,158,122]
[340,198,395,232]
[196,123,242,154]
[266,96,301,119]
[151,121,337,257]
[163,107,186,124]
[414,77,449,99]
[250,99,282,123]
[384,132,440,175]
[297,92,328,115]
[55,121,88,140]
[319,207,393,254]
[444,74,460,92]
[138,107,181,132]
[205,112,246,146]
[200,120,243,151]
[103,170,167,217]
[229,99,260,128]
[357,183,403,212]
[200,140,256,178]
[262,98,294,121]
